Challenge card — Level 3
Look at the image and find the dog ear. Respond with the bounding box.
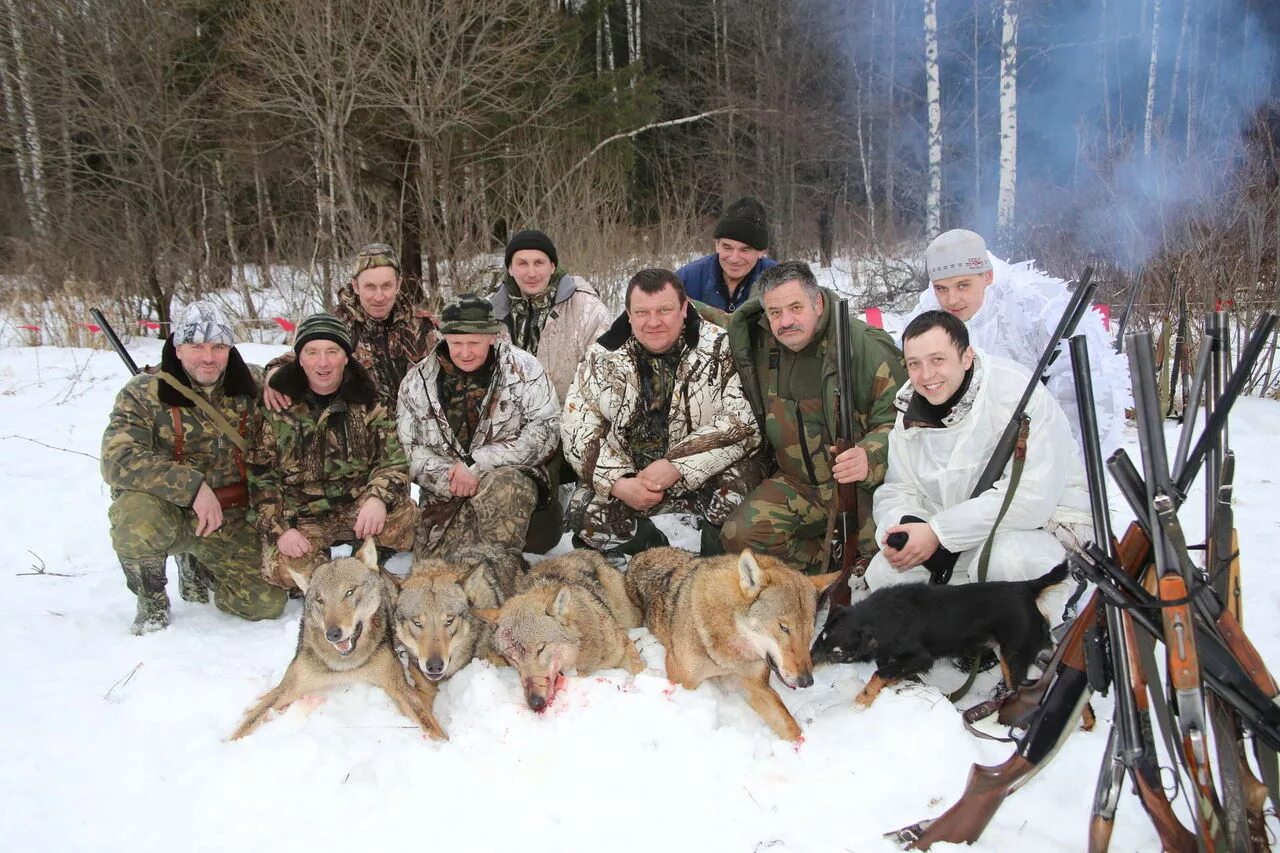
[547,586,572,620]
[355,536,379,570]
[737,549,765,599]
[472,607,501,626]
[287,568,310,594]
[853,628,878,655]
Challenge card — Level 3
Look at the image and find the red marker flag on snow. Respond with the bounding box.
[19,324,40,331]
[139,320,161,331]
[80,323,101,333]
[863,307,884,329]
[274,317,296,333]
[1094,303,1111,331]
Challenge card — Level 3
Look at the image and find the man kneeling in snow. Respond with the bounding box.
[866,310,1090,616]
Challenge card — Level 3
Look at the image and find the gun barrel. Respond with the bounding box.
[835,300,855,440]
[91,308,140,376]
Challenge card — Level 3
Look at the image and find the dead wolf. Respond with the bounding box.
[393,544,521,684]
[230,538,447,741]
[626,546,839,742]
[475,549,644,712]
[812,562,1068,707]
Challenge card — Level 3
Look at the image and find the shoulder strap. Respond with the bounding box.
[975,414,1031,583]
[170,407,185,462]
[156,371,249,453]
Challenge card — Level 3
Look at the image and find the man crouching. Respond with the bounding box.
[102,301,288,634]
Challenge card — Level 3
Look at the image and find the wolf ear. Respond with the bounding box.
[472,607,501,626]
[810,570,843,593]
[737,550,765,599]
[548,586,572,619]
[288,568,310,594]
[460,562,489,605]
[355,536,379,569]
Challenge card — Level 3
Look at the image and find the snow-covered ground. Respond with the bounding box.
[3,337,1278,852]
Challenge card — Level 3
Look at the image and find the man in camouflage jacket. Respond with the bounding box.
[397,294,560,558]
[562,269,763,560]
[722,261,907,575]
[264,242,438,413]
[249,313,416,588]
[102,301,288,634]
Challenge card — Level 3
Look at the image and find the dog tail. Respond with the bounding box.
[1030,562,1070,596]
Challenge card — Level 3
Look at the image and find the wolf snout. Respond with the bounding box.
[526,694,548,713]
[424,657,446,680]
[795,671,814,689]
[325,627,343,643]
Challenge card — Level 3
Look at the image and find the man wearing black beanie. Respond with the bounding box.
[676,197,778,312]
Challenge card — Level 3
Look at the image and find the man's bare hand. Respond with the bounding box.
[353,496,387,538]
[277,528,312,559]
[882,522,940,570]
[636,458,681,493]
[831,444,870,484]
[262,368,292,412]
[447,461,480,498]
[192,482,224,537]
[610,476,665,512]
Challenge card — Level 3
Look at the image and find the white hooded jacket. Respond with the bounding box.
[904,253,1130,457]
[873,349,1092,556]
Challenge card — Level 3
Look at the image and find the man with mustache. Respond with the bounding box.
[722,261,907,579]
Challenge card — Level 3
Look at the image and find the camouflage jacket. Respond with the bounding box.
[397,339,560,502]
[101,339,262,507]
[726,287,907,490]
[563,305,761,498]
[248,360,409,538]
[268,285,438,410]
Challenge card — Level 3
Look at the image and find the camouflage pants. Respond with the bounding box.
[261,499,418,589]
[721,473,877,575]
[414,467,538,559]
[108,491,286,621]
[567,458,765,551]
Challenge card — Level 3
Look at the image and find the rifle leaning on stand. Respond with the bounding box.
[889,314,1280,851]
[824,299,862,610]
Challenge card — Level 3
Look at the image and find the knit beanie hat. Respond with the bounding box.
[504,229,558,269]
[293,313,354,355]
[925,229,993,281]
[440,293,502,335]
[172,301,235,346]
[713,197,769,250]
[352,242,401,277]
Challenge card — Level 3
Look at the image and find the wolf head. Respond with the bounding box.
[393,557,496,682]
[476,585,578,714]
[811,602,880,664]
[291,538,386,661]
[731,550,840,690]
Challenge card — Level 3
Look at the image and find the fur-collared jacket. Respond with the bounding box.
[562,305,761,498]
[396,339,560,503]
[490,272,613,402]
[248,359,409,538]
[873,349,1092,556]
[267,285,438,411]
[102,338,262,507]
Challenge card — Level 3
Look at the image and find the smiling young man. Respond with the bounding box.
[396,294,560,559]
[675,197,778,312]
[865,310,1090,606]
[720,261,907,577]
[264,242,438,413]
[102,301,287,634]
[904,228,1129,456]
[249,313,417,589]
[561,268,763,561]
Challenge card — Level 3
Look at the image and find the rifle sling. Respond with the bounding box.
[156,370,249,453]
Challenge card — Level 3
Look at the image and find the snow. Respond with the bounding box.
[3,337,1279,852]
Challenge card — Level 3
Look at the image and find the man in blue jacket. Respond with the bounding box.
[676,197,778,312]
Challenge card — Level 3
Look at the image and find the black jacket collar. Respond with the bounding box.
[268,357,379,408]
[158,337,258,407]
[597,301,701,353]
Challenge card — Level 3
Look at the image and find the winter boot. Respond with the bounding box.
[176,554,212,604]
[120,556,171,635]
[611,517,669,561]
[698,522,726,557]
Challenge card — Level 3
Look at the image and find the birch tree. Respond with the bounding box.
[1143,0,1162,158]
[2,0,48,239]
[996,0,1018,242]
[924,0,942,240]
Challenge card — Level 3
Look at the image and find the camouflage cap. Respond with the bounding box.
[352,242,401,278]
[293,312,354,355]
[440,293,501,335]
[172,300,235,346]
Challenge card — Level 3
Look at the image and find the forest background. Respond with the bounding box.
[1,0,1278,336]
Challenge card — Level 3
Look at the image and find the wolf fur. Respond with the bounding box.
[812,562,1069,707]
[626,546,840,742]
[230,538,447,741]
[475,549,644,712]
[393,544,521,684]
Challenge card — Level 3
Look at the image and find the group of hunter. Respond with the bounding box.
[102,200,1127,637]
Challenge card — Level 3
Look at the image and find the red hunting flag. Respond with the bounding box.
[274,317,296,333]
[19,324,40,331]
[1094,303,1111,331]
[139,321,161,331]
[81,323,102,333]
[863,307,884,329]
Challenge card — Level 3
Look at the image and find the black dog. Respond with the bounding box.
[812,562,1068,706]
